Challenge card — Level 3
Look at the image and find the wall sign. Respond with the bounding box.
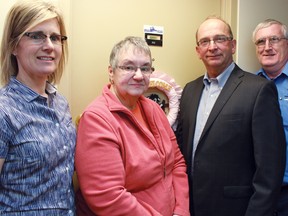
[144,25,164,47]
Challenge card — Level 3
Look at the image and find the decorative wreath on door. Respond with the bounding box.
[144,71,182,129]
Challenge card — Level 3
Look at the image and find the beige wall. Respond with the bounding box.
[1,0,288,121]
[69,0,222,120]
[0,0,225,121]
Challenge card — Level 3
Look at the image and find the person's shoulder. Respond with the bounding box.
[77,96,110,124]
[189,75,204,84]
[234,69,276,96]
[234,66,269,84]
[0,87,18,120]
[183,75,204,90]
[242,71,270,85]
[83,95,106,113]
[0,85,15,106]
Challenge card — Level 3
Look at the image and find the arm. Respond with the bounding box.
[169,129,190,216]
[75,111,161,216]
[246,81,286,216]
[0,111,10,175]
[0,158,4,173]
[172,143,190,216]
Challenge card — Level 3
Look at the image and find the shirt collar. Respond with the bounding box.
[257,62,288,80]
[9,77,57,102]
[203,62,235,87]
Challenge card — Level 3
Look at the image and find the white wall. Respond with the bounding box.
[236,0,288,73]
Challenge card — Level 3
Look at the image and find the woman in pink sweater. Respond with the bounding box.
[75,36,190,216]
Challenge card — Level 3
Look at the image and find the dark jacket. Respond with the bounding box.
[176,64,286,216]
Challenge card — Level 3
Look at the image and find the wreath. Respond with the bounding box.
[144,71,182,129]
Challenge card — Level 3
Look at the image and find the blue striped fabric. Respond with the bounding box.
[0,77,76,215]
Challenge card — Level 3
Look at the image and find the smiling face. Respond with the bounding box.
[196,18,236,78]
[13,18,62,85]
[254,24,288,78]
[109,45,151,109]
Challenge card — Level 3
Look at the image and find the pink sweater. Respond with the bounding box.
[75,85,190,216]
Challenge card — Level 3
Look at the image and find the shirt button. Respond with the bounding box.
[55,123,59,127]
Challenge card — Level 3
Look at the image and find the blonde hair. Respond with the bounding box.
[0,0,68,85]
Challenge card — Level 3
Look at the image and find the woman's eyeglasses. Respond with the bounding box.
[24,31,67,46]
[117,65,155,75]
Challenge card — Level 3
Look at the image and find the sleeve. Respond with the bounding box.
[245,81,286,216]
[75,110,162,216]
[170,132,191,216]
[175,104,184,152]
[0,110,12,158]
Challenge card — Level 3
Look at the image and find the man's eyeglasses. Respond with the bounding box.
[24,31,67,45]
[255,36,287,48]
[117,65,155,75]
[197,35,233,47]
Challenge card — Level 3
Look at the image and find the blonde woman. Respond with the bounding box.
[0,1,75,215]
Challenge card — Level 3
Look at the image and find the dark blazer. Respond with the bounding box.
[176,64,286,216]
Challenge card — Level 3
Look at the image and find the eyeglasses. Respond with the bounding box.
[117,65,155,75]
[255,36,287,47]
[197,35,233,47]
[24,31,67,45]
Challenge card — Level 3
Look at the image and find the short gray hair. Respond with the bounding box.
[109,36,152,69]
[252,19,288,43]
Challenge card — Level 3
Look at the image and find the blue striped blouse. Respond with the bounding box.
[0,77,76,215]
